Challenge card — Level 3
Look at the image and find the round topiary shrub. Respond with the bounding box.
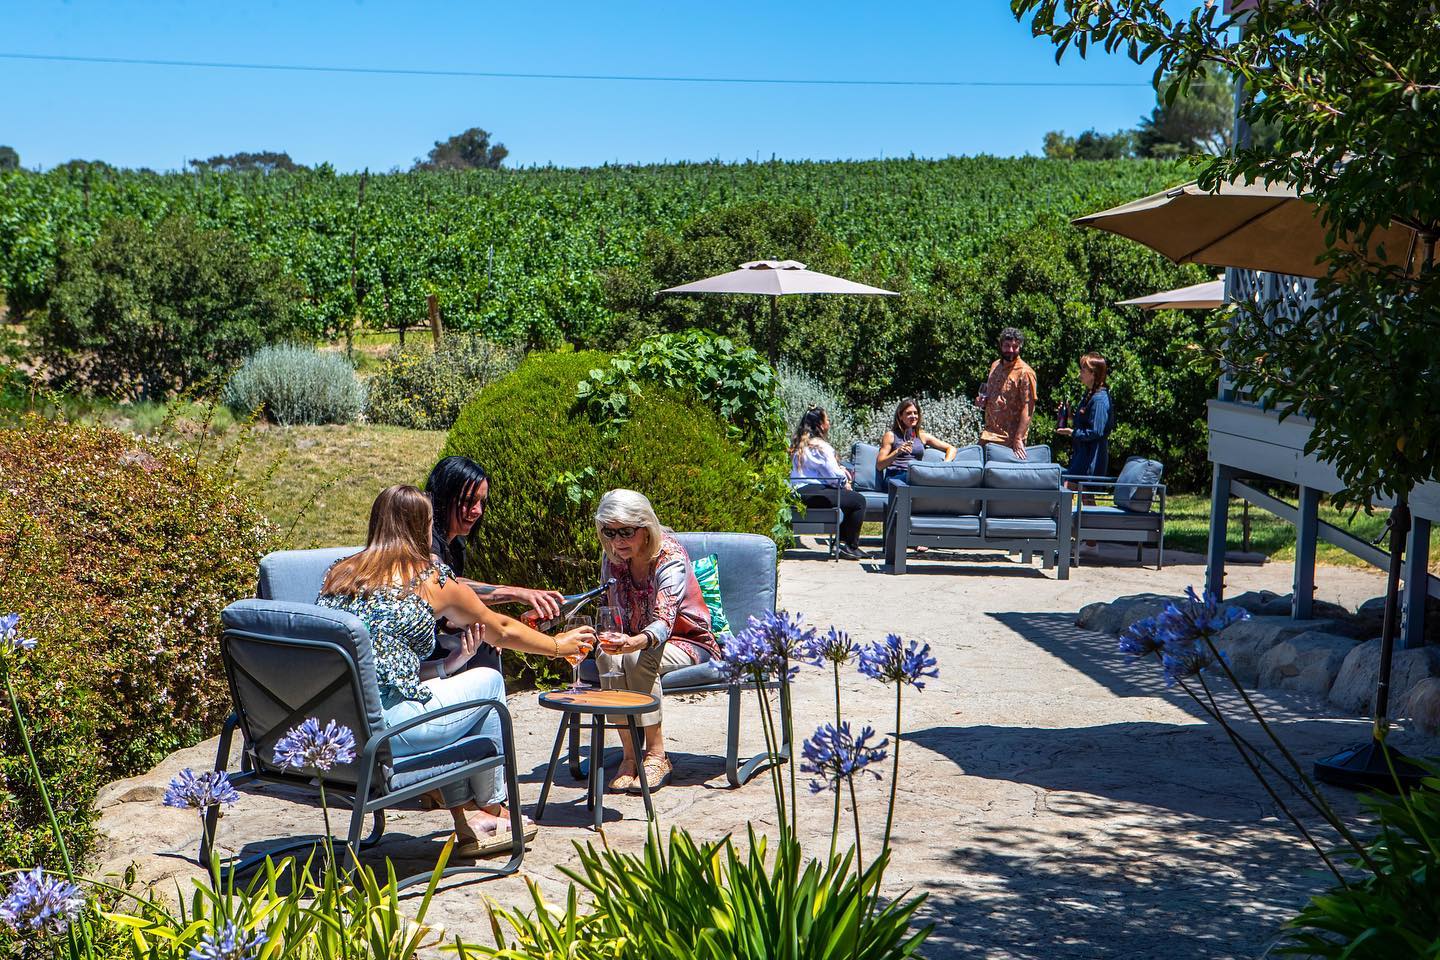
[366,334,522,430]
[442,350,784,594]
[223,343,367,425]
[0,416,277,866]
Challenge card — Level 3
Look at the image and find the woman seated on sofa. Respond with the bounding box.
[790,406,869,561]
[592,488,720,793]
[876,398,957,484]
[318,484,594,856]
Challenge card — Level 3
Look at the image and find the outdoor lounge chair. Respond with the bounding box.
[1071,457,1167,569]
[206,598,525,888]
[788,477,845,560]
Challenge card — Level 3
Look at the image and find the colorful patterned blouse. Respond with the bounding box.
[317,563,451,705]
[602,534,718,663]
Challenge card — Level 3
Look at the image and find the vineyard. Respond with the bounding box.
[0,157,1192,344]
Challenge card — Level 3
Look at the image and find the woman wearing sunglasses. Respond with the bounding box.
[592,488,719,792]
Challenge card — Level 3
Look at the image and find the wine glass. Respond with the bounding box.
[596,605,626,689]
[565,614,594,692]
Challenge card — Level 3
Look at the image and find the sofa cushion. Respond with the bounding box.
[982,463,1064,518]
[1115,458,1165,513]
[984,517,1059,538]
[858,490,888,518]
[953,444,984,463]
[906,462,985,515]
[389,731,499,793]
[672,533,776,637]
[921,446,947,463]
[910,515,982,537]
[660,660,728,691]
[850,443,882,492]
[984,443,1052,464]
[1079,505,1164,530]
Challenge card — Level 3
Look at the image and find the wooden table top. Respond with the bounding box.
[537,688,661,714]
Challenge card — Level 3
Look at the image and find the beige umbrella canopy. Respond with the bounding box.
[660,260,898,360]
[1075,177,1424,279]
[1116,278,1225,311]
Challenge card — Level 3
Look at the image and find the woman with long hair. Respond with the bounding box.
[318,484,594,856]
[1056,352,1113,482]
[789,406,869,560]
[876,398,957,483]
[591,489,721,793]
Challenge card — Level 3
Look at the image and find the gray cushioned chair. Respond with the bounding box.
[207,597,524,887]
[1072,457,1167,568]
[788,478,845,560]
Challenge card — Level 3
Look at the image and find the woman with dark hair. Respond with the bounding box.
[789,407,869,560]
[318,485,593,855]
[876,399,957,484]
[1056,352,1113,482]
[425,456,565,673]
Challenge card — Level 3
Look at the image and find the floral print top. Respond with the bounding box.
[601,534,718,663]
[317,563,451,705]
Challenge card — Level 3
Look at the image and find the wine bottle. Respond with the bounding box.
[1057,401,1070,430]
[521,578,617,632]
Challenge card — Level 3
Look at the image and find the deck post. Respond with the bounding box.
[1293,486,1320,620]
[1206,464,1234,599]
[1401,516,1431,649]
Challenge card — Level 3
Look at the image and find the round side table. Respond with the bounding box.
[535,689,659,830]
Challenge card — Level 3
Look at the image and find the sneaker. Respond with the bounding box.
[837,543,869,561]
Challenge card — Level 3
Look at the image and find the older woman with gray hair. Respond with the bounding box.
[592,488,719,792]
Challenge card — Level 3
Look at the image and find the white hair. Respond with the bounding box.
[594,489,665,562]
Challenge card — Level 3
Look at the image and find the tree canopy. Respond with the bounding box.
[413,127,508,171]
[188,151,305,174]
[0,146,18,172]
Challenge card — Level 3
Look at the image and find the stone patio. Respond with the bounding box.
[92,544,1439,959]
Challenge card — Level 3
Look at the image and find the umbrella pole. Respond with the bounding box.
[767,296,781,364]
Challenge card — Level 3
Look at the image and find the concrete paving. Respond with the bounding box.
[92,543,1438,959]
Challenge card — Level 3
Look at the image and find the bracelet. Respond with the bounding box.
[553,636,560,658]
[435,661,447,680]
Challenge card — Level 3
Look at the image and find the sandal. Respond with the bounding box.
[609,758,639,793]
[455,817,538,858]
[632,754,672,793]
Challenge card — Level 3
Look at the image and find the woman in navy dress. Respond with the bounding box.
[1056,352,1113,483]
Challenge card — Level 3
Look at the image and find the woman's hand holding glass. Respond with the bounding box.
[553,625,596,661]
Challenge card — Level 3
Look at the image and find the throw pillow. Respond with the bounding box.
[1114,457,1165,513]
[691,553,731,635]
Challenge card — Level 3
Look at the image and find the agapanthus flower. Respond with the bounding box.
[800,722,889,794]
[163,769,241,815]
[857,634,939,690]
[803,626,857,667]
[1156,586,1249,645]
[0,867,85,937]
[1161,643,1225,688]
[188,921,268,960]
[1118,617,1165,658]
[272,718,356,772]
[719,611,815,682]
[1,613,36,654]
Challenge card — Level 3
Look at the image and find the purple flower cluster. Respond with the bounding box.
[719,611,816,682]
[0,867,85,938]
[800,722,889,794]
[857,634,939,690]
[1,612,36,655]
[163,769,241,816]
[1118,587,1248,687]
[804,626,857,667]
[272,718,356,772]
[188,921,268,960]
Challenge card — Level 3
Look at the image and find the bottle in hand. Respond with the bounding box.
[520,578,618,631]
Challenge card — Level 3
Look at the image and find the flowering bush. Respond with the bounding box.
[856,392,983,448]
[365,334,522,430]
[0,415,276,866]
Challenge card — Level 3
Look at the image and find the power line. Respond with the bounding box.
[0,51,1152,88]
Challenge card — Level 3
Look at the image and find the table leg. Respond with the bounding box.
[627,715,654,821]
[568,714,584,780]
[590,715,606,830]
[535,712,569,820]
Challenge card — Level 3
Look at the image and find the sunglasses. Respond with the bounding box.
[600,525,640,541]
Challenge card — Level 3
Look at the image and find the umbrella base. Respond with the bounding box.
[1313,740,1426,792]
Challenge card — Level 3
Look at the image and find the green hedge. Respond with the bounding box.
[0,417,275,865]
[442,349,782,602]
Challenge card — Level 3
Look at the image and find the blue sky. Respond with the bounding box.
[1,1,1171,171]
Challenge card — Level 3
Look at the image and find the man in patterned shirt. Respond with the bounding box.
[976,327,1038,460]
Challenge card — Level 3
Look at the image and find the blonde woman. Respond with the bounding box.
[592,489,720,792]
[318,485,594,856]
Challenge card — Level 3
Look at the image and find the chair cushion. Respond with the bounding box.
[660,659,728,691]
[388,732,499,792]
[691,554,731,635]
[859,491,889,517]
[906,462,985,515]
[671,533,776,633]
[258,547,362,602]
[1079,505,1164,530]
[982,463,1064,518]
[910,515,981,537]
[984,443,1052,464]
[850,443,882,492]
[984,517,1059,538]
[220,599,384,788]
[1115,458,1164,512]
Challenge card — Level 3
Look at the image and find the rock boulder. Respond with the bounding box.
[1256,631,1358,696]
[1328,640,1440,716]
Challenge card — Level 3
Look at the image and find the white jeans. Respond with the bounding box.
[382,667,507,808]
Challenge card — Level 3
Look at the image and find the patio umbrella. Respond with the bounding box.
[660,260,898,361]
[1076,176,1433,791]
[1116,278,1226,311]
[1075,176,1425,279]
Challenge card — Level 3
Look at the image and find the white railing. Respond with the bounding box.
[1218,267,1324,401]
